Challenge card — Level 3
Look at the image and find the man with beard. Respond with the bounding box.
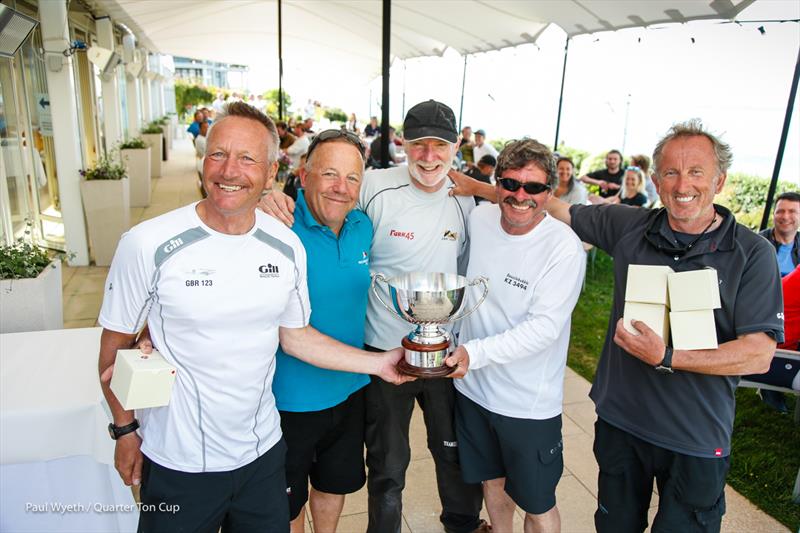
[261,100,486,533]
[580,149,625,198]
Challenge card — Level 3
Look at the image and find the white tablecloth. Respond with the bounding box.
[0,328,138,532]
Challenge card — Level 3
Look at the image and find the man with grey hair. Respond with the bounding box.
[261,100,486,533]
[541,119,782,532]
[445,139,585,533]
[98,102,407,532]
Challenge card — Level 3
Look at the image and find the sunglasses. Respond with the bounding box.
[306,129,366,161]
[626,166,641,172]
[498,177,550,195]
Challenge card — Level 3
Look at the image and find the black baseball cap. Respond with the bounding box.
[403,100,458,143]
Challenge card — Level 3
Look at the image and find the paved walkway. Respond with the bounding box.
[62,137,790,532]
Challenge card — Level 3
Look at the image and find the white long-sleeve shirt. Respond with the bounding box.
[455,204,585,419]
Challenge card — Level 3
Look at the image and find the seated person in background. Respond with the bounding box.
[463,154,497,204]
[187,109,212,139]
[589,166,648,207]
[579,149,624,198]
[630,154,659,206]
[276,121,297,150]
[744,265,800,410]
[554,156,588,205]
[367,126,400,167]
[759,191,800,277]
[364,116,379,137]
[282,154,307,201]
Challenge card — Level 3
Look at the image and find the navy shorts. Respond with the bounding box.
[138,439,288,533]
[280,387,366,519]
[455,391,563,514]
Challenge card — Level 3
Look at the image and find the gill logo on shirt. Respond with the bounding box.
[259,264,280,278]
[358,251,369,265]
[163,237,184,254]
[389,229,414,240]
[442,230,458,241]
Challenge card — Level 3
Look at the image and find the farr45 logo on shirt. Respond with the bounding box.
[389,229,414,240]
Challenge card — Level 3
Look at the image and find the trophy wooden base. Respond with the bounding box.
[397,358,456,378]
[398,338,455,378]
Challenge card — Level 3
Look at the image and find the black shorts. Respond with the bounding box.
[280,387,367,519]
[138,439,288,533]
[455,391,563,515]
[593,418,728,533]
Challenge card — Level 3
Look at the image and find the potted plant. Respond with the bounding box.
[79,156,130,266]
[120,137,152,208]
[141,123,164,178]
[0,234,63,333]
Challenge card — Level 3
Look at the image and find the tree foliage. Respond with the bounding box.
[264,89,292,117]
[716,173,799,230]
[323,107,348,123]
[174,80,214,119]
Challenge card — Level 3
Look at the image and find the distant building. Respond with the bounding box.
[173,57,248,89]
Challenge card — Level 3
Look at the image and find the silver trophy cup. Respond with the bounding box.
[371,272,488,377]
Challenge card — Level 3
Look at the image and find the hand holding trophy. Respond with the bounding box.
[371,272,488,378]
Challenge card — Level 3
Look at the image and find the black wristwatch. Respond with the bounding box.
[654,346,674,374]
[108,419,140,440]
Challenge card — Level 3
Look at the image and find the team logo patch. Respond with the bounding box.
[714,448,723,457]
[442,230,458,241]
[259,264,280,278]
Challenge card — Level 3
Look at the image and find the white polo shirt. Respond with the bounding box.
[99,203,310,473]
[455,204,585,420]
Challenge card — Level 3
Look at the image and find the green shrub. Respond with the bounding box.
[323,107,347,123]
[0,238,52,279]
[80,156,126,181]
[141,123,163,134]
[555,144,590,173]
[120,137,147,150]
[716,173,799,230]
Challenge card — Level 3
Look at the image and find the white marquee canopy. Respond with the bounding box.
[91,0,755,83]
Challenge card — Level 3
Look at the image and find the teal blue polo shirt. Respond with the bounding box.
[273,190,373,412]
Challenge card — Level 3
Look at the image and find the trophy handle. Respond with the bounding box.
[449,276,489,323]
[370,273,406,323]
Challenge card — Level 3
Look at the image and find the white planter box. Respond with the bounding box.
[141,133,163,177]
[0,260,63,333]
[80,178,131,266]
[121,147,151,207]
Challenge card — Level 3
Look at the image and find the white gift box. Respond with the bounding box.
[668,268,721,312]
[110,349,176,410]
[625,265,674,306]
[670,310,719,350]
[623,301,670,341]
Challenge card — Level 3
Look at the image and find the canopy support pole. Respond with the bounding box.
[277,0,283,120]
[380,0,391,168]
[401,60,407,119]
[458,54,468,131]
[553,36,570,150]
[760,46,800,231]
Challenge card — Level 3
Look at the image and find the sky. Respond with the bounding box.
[250,0,799,182]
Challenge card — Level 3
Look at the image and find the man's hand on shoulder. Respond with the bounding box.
[258,189,295,227]
[448,169,495,202]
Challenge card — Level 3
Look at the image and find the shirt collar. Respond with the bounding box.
[647,204,737,258]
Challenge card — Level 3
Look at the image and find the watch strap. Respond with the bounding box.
[655,346,674,374]
[109,419,139,440]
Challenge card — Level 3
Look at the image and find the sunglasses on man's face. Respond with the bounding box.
[306,129,366,160]
[498,177,550,195]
